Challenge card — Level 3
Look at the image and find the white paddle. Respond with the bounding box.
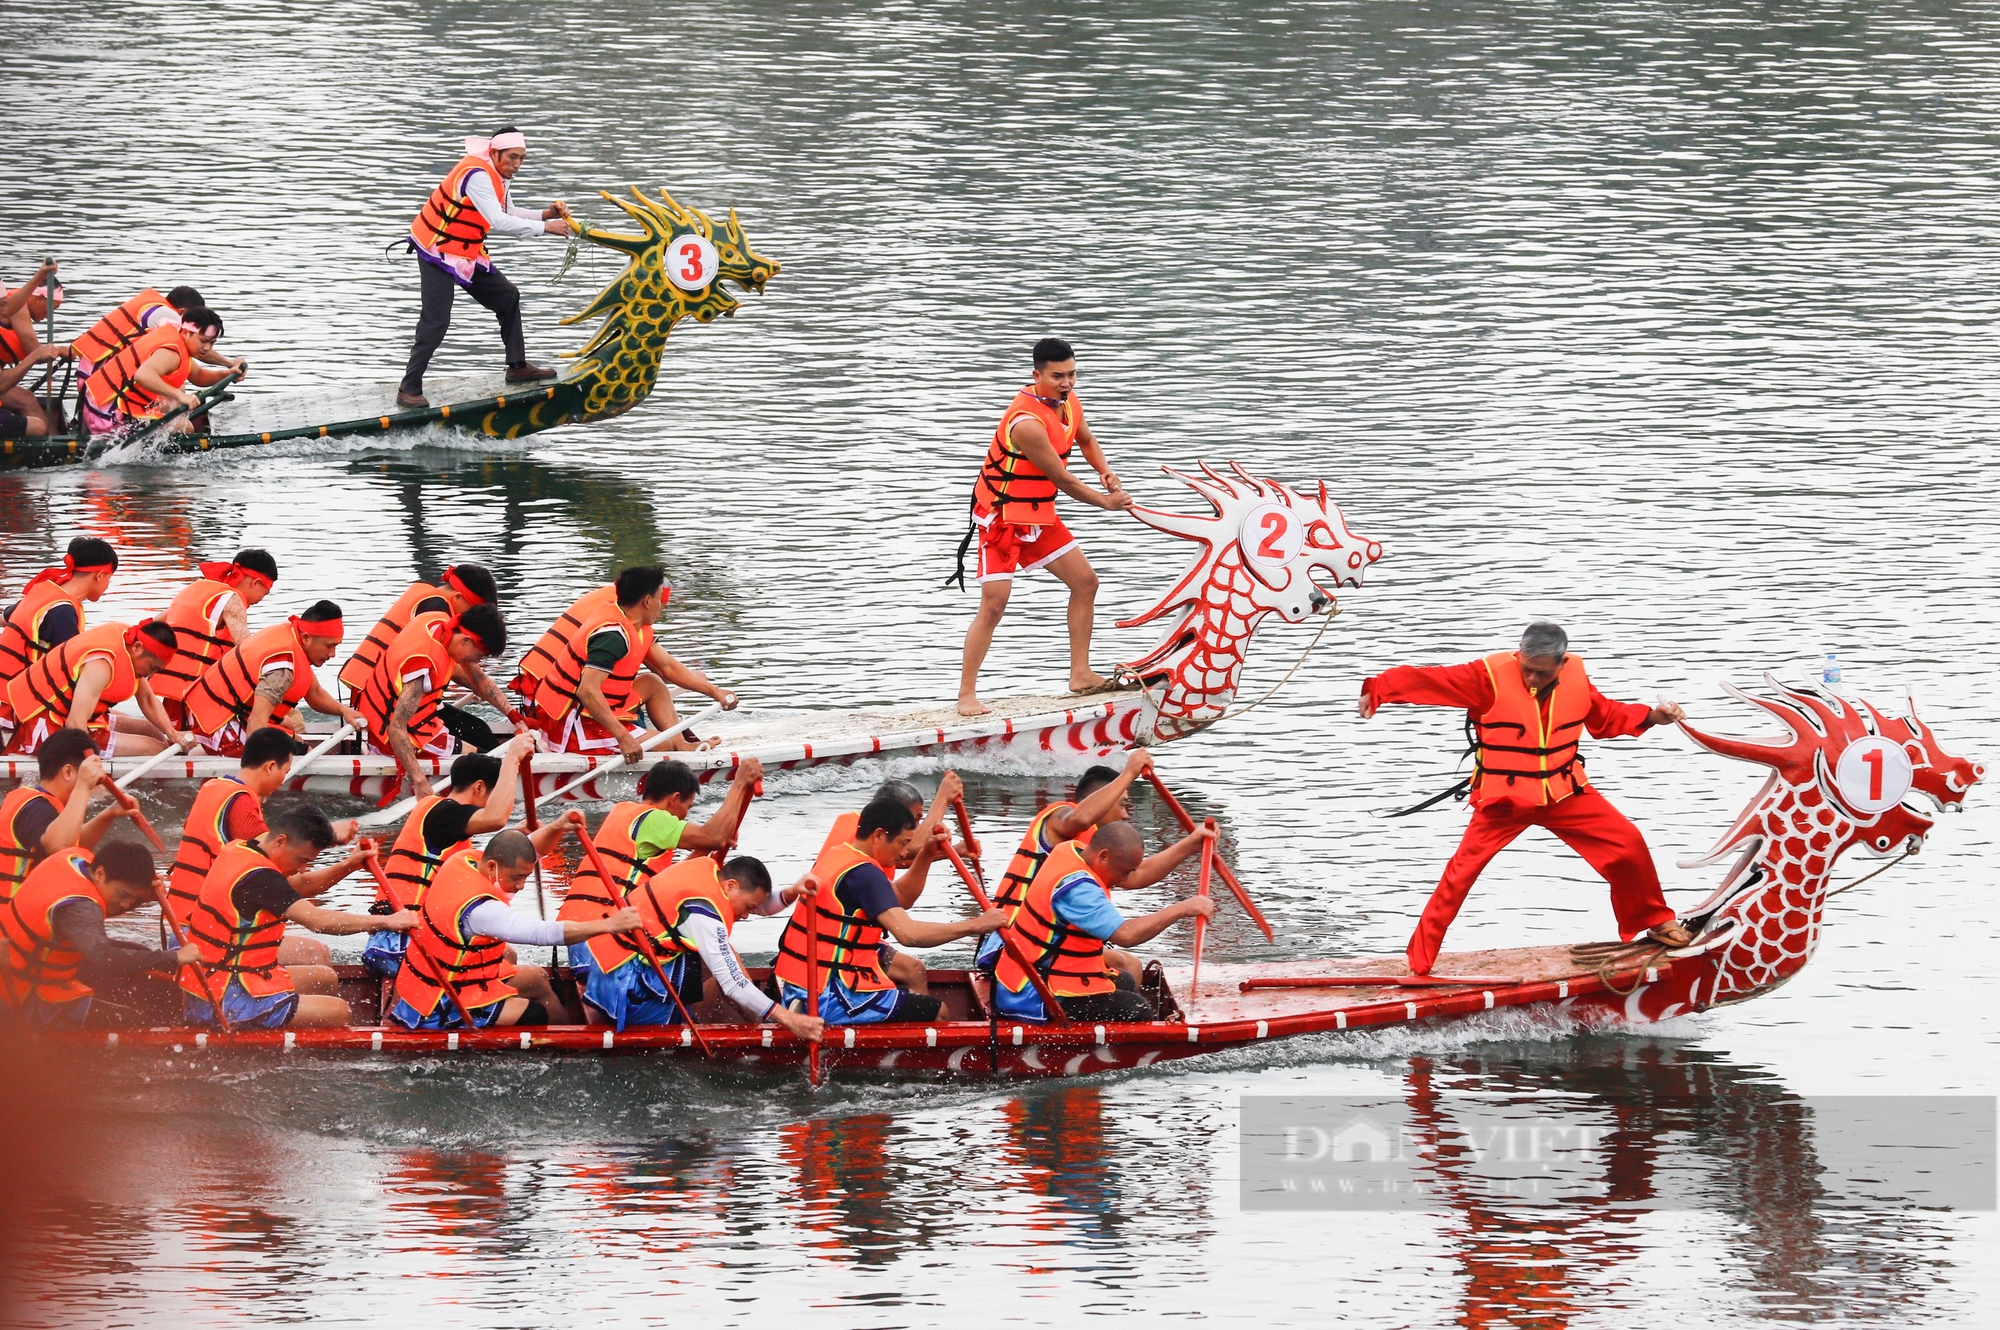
[289,722,357,781]
[113,739,194,792]
[530,701,726,811]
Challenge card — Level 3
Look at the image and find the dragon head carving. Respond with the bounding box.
[562,187,779,420]
[1117,461,1382,742]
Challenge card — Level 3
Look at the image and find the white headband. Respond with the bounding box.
[466,131,527,156]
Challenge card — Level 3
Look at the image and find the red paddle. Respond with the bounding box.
[709,774,764,865]
[1238,974,1515,991]
[939,832,1070,1025]
[575,823,713,1057]
[151,878,230,1032]
[101,777,166,853]
[949,793,983,886]
[1190,816,1216,1001]
[801,879,823,1086]
[1142,768,1273,942]
[360,847,478,1031]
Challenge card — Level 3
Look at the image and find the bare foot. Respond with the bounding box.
[1068,669,1111,694]
[956,697,992,717]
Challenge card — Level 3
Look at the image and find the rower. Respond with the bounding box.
[990,820,1212,1024]
[0,840,193,1028]
[150,550,280,721]
[590,852,825,1042]
[70,285,240,388]
[0,619,193,758]
[0,727,135,903]
[1,264,68,438]
[181,601,364,754]
[80,308,235,438]
[362,738,532,979]
[807,773,969,996]
[1360,621,1695,973]
[166,725,362,968]
[954,336,1135,717]
[974,751,1209,983]
[511,566,736,758]
[388,827,634,1031]
[397,126,572,409]
[563,757,764,1022]
[338,564,513,750]
[773,794,1006,1025]
[355,603,511,796]
[181,805,414,1030]
[0,537,119,687]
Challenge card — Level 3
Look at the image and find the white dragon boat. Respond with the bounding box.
[13,462,1383,798]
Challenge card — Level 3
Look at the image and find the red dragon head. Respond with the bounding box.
[1116,461,1382,740]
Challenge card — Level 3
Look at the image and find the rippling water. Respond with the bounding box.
[4,1,1998,1324]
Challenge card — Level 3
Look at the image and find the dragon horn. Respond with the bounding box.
[1677,679,1810,767]
[1227,460,1273,500]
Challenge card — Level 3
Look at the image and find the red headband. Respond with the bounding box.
[198,559,275,593]
[291,615,344,641]
[22,552,115,592]
[124,623,174,661]
[441,567,486,605]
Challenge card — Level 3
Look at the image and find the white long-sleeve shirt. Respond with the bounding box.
[676,911,778,1023]
[463,899,566,947]
[462,169,549,238]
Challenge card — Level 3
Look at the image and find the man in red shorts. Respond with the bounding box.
[953,337,1134,717]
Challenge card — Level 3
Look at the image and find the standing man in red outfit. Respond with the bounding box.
[1360,621,1693,972]
[953,337,1134,717]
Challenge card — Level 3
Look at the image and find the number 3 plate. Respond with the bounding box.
[666,234,719,293]
[1834,736,1913,814]
[1240,501,1304,579]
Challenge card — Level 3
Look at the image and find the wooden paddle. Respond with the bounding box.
[359,847,479,1031]
[151,876,231,1032]
[1190,817,1216,1001]
[1142,768,1273,942]
[574,823,713,1057]
[112,740,193,793]
[938,833,1069,1025]
[531,701,727,812]
[99,772,166,853]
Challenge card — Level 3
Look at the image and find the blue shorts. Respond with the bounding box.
[386,994,505,1031]
[571,943,698,1031]
[361,929,406,980]
[182,979,299,1030]
[7,995,92,1028]
[777,979,904,1026]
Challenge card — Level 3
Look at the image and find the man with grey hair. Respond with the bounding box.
[1360,621,1692,972]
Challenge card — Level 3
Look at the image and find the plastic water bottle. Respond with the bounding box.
[1823,652,1842,688]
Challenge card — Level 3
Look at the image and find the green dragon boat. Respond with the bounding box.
[1,188,776,470]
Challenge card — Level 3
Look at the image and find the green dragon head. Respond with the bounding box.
[561,187,779,421]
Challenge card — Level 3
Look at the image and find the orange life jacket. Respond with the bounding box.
[356,611,453,750]
[182,839,295,999]
[993,840,1117,1002]
[559,800,653,971]
[994,801,1100,917]
[773,839,894,997]
[810,812,860,879]
[0,849,105,1007]
[339,580,444,696]
[0,324,28,368]
[166,776,258,925]
[0,786,59,903]
[0,578,87,686]
[150,577,238,705]
[409,155,504,265]
[632,856,740,959]
[71,289,173,369]
[5,623,140,736]
[380,793,461,907]
[392,849,515,1020]
[84,323,190,419]
[511,586,652,723]
[971,387,1083,527]
[1471,651,1596,809]
[183,620,313,736]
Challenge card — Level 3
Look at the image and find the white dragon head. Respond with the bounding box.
[1117,461,1383,741]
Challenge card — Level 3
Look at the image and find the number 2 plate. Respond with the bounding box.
[1240,501,1304,579]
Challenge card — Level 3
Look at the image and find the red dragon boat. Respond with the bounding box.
[70,679,1979,1078]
